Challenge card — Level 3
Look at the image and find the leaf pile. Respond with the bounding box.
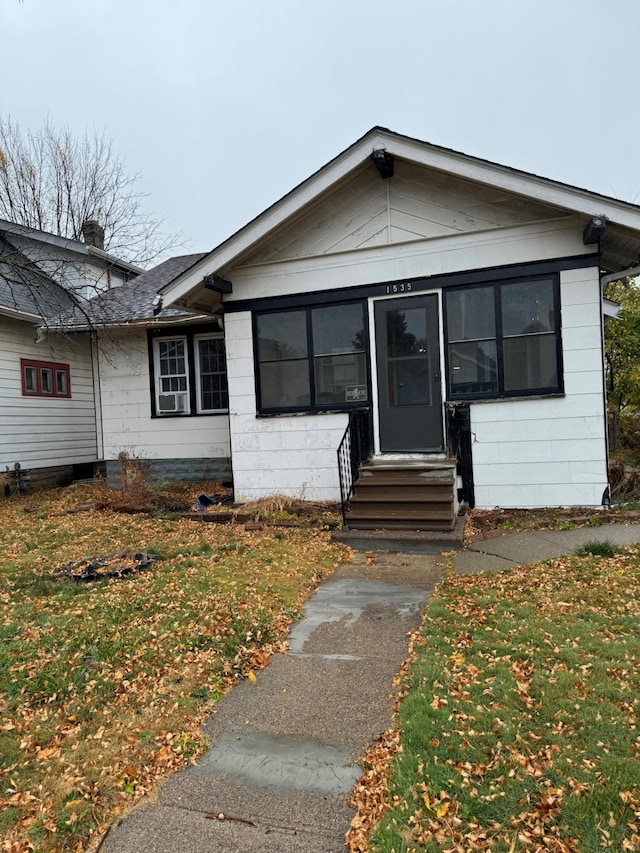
[349,548,640,852]
[0,485,349,852]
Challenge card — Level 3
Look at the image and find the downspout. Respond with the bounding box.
[582,216,616,506]
[91,331,105,466]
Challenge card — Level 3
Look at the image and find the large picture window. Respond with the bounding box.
[150,331,228,416]
[255,302,368,412]
[445,276,562,399]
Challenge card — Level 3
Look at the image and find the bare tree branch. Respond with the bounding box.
[0,116,181,265]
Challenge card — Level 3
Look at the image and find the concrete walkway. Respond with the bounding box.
[100,523,640,853]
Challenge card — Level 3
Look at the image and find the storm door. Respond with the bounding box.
[374,294,443,452]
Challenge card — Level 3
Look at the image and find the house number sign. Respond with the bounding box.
[385,282,413,294]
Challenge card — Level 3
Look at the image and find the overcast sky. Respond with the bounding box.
[3,0,640,259]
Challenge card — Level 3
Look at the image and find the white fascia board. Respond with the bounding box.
[0,305,41,323]
[159,130,393,305]
[159,127,640,308]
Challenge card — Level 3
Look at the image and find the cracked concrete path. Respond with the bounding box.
[97,524,640,852]
[100,550,442,853]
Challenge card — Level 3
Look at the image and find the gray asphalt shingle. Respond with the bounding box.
[0,236,76,320]
[62,252,208,326]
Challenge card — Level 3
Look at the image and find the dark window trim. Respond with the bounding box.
[253,299,371,415]
[443,273,565,402]
[21,358,71,398]
[225,253,599,314]
[147,326,228,418]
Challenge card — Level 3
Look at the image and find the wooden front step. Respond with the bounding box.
[345,459,458,532]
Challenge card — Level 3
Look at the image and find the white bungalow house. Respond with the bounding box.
[0,219,142,489]
[69,128,640,527]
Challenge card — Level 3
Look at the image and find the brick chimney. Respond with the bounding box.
[81,219,105,250]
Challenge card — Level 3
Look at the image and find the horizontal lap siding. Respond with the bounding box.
[229,219,592,303]
[98,330,231,462]
[226,230,604,505]
[470,267,607,508]
[0,319,97,469]
[225,313,348,502]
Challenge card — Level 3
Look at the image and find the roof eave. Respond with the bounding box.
[158,128,640,308]
[0,305,41,323]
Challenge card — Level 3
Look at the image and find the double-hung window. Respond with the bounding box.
[255,302,368,413]
[445,276,562,399]
[155,337,189,413]
[151,331,228,416]
[195,335,228,412]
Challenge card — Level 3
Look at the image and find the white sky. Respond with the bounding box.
[3,0,640,258]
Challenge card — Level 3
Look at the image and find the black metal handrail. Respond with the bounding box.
[337,408,373,528]
[445,402,475,509]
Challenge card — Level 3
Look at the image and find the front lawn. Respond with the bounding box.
[348,547,640,852]
[0,485,348,852]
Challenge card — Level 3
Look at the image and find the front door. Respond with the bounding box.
[374,294,443,452]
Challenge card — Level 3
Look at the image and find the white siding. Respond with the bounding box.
[97,329,231,463]
[226,313,348,502]
[241,160,568,265]
[0,318,98,469]
[228,218,591,303]
[224,236,607,507]
[470,267,607,508]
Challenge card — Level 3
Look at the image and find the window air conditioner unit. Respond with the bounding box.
[158,393,187,413]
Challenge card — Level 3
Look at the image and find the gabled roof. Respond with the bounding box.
[159,127,640,309]
[61,253,208,328]
[0,219,144,276]
[0,236,76,322]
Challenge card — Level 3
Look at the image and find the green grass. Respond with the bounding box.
[364,548,640,852]
[573,539,619,557]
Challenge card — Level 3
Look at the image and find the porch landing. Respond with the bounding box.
[332,511,466,553]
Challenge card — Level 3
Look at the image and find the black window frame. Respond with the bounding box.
[147,326,229,418]
[253,300,371,415]
[443,274,564,401]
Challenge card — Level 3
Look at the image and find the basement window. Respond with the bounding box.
[21,359,71,398]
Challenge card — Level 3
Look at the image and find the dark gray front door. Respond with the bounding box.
[374,294,443,452]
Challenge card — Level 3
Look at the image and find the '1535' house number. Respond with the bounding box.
[385,282,413,294]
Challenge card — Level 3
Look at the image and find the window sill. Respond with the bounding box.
[256,407,369,418]
[447,391,565,405]
[151,410,229,419]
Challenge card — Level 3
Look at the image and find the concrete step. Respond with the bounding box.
[342,517,456,531]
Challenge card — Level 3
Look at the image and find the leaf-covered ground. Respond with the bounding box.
[348,548,640,852]
[0,485,348,852]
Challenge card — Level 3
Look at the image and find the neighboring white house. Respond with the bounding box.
[64,253,232,486]
[65,128,640,515]
[0,220,142,489]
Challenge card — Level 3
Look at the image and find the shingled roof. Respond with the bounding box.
[0,236,76,321]
[62,252,208,327]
